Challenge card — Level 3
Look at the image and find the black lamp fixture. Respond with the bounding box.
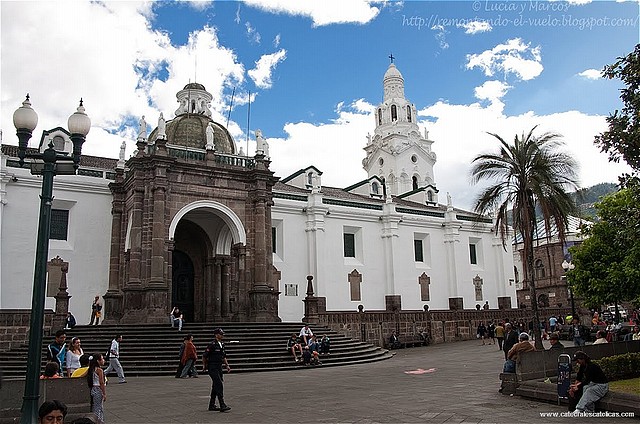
[13,94,90,424]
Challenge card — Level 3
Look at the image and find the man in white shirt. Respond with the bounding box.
[104,335,127,383]
[299,325,313,345]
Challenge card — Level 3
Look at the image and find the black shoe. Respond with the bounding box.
[209,405,220,411]
[219,405,231,412]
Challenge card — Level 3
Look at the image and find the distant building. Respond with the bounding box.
[512,216,587,310]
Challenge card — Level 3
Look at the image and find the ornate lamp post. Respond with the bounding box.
[13,95,90,424]
[561,260,576,319]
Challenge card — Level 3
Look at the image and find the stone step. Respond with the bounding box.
[0,322,391,378]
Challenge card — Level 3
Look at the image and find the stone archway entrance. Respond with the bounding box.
[169,201,248,322]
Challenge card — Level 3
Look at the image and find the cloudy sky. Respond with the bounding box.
[1,0,637,210]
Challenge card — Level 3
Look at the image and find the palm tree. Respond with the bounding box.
[470,126,579,349]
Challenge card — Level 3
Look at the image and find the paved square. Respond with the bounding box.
[105,339,633,423]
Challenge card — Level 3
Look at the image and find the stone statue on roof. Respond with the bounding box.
[138,116,147,140]
[255,129,269,158]
[206,122,215,151]
[157,113,166,140]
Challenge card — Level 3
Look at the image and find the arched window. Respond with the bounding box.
[377,108,382,126]
[407,105,412,122]
[191,100,196,113]
[427,191,433,202]
[307,172,313,186]
[371,182,379,194]
[412,176,418,190]
[534,259,546,279]
[391,104,397,121]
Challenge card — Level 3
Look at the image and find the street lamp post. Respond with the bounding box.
[13,95,90,424]
[561,260,576,319]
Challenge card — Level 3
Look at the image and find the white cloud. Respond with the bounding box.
[466,38,543,81]
[248,49,287,89]
[177,0,213,11]
[474,80,512,109]
[1,2,245,161]
[458,20,492,34]
[235,4,241,24]
[243,0,380,26]
[245,21,261,44]
[431,25,449,50]
[273,33,281,48]
[577,69,602,80]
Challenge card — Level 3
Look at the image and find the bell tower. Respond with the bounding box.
[363,60,438,201]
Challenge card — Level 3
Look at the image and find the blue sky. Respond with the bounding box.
[1,1,638,210]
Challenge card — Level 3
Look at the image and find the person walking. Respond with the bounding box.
[89,295,102,325]
[87,353,107,424]
[502,323,519,360]
[180,334,199,378]
[495,322,505,351]
[203,328,231,412]
[104,335,127,383]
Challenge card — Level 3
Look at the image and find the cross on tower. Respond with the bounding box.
[389,53,394,64]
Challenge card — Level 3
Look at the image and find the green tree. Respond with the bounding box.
[568,184,640,310]
[471,127,579,349]
[595,44,640,174]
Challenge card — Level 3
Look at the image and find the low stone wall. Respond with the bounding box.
[516,341,640,382]
[314,306,574,347]
[0,378,92,423]
[0,310,54,351]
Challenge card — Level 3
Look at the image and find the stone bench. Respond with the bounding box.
[384,334,425,349]
[0,378,93,423]
[516,379,640,416]
[499,341,640,412]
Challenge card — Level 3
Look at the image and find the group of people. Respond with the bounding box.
[476,321,497,345]
[43,330,127,423]
[498,318,613,415]
[287,325,330,365]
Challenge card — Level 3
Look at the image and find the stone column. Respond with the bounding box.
[205,257,215,322]
[214,258,222,320]
[221,261,231,319]
[149,182,167,287]
[303,275,319,325]
[127,187,144,287]
[104,176,125,323]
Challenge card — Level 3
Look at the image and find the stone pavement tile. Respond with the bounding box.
[106,340,635,424]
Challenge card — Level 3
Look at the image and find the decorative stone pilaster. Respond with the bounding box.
[50,256,70,330]
[303,275,319,325]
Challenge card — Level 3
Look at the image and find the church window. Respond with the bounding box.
[534,259,545,278]
[407,105,412,122]
[411,154,418,163]
[344,233,356,258]
[377,108,382,125]
[414,239,424,262]
[50,209,69,241]
[427,191,433,202]
[412,176,418,191]
[391,104,397,121]
[191,100,196,113]
[284,284,298,296]
[307,172,313,187]
[272,227,277,253]
[378,157,384,166]
[52,135,65,152]
[469,243,478,265]
[371,182,379,194]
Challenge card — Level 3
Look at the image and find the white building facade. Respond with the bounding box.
[0,63,516,324]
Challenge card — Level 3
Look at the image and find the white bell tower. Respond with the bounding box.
[362,60,438,202]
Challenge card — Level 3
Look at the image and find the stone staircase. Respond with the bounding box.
[0,322,393,378]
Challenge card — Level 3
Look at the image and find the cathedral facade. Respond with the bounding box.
[0,64,516,324]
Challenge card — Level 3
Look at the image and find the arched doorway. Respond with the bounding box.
[172,250,194,322]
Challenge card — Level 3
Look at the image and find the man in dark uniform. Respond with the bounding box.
[502,323,519,360]
[203,328,231,412]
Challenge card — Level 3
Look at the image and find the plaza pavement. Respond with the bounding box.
[105,339,635,423]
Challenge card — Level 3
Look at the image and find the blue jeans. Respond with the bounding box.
[573,337,585,346]
[503,359,516,373]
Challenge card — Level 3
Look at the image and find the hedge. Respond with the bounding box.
[592,353,640,381]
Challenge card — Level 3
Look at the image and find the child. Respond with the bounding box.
[301,346,312,366]
[87,354,107,423]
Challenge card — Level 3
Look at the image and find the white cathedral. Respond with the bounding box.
[0,63,516,323]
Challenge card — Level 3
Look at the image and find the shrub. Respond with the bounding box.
[593,353,640,381]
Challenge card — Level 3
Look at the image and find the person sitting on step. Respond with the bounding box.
[319,334,331,355]
[307,335,322,365]
[287,333,303,362]
[170,307,183,331]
